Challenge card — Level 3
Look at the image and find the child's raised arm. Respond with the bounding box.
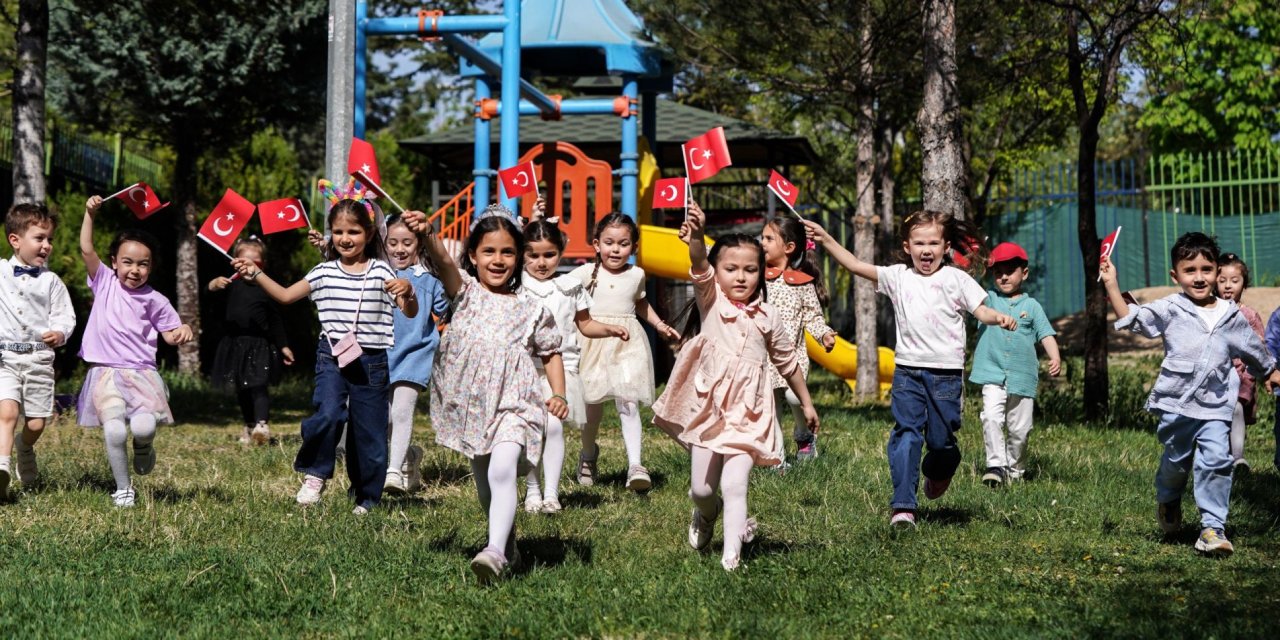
[1099,257,1130,319]
[801,219,878,284]
[402,210,462,298]
[80,196,104,278]
[685,199,710,274]
[232,259,311,305]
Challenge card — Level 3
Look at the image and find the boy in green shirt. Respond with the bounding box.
[969,242,1061,486]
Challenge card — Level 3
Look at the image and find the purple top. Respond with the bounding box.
[79,266,182,370]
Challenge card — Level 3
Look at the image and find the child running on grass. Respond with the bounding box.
[520,198,629,513]
[207,237,294,446]
[233,182,417,514]
[1269,303,1280,472]
[0,202,76,498]
[569,213,680,492]
[759,215,836,462]
[654,200,818,571]
[404,204,568,584]
[804,211,1016,528]
[968,242,1061,486]
[78,195,194,508]
[1213,252,1266,472]
[1101,232,1279,556]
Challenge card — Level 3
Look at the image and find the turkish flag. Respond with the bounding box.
[1100,226,1122,265]
[683,127,732,184]
[347,137,381,187]
[258,197,309,234]
[106,182,169,220]
[652,178,687,209]
[498,161,538,199]
[198,189,256,253]
[767,170,799,208]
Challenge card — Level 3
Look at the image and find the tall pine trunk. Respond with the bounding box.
[853,3,880,401]
[12,0,48,204]
[918,0,966,218]
[173,137,201,374]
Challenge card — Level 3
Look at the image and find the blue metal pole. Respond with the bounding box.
[484,98,618,117]
[353,0,367,139]
[619,76,639,219]
[364,15,508,35]
[474,76,492,209]
[497,0,521,210]
[441,33,558,115]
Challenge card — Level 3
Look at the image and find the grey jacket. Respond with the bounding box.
[1115,293,1276,421]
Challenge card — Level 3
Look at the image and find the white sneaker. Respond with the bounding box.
[403,445,424,492]
[384,469,408,495]
[112,487,136,508]
[250,421,271,445]
[524,490,544,513]
[15,441,38,486]
[540,497,562,514]
[352,504,370,516]
[296,474,326,505]
[238,427,253,445]
[133,440,156,475]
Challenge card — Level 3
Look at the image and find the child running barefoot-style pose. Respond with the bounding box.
[234,182,417,514]
[805,211,1016,528]
[759,216,836,462]
[653,200,819,571]
[568,214,680,492]
[1213,252,1266,473]
[520,198,629,513]
[382,218,450,494]
[1102,234,1279,556]
[404,204,569,584]
[207,237,294,445]
[78,195,194,508]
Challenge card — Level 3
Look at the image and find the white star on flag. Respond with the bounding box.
[702,150,713,159]
[361,163,372,173]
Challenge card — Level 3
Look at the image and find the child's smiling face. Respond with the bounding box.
[470,228,519,292]
[111,241,153,289]
[1216,264,1244,302]
[385,224,418,270]
[9,220,55,268]
[903,222,948,275]
[1170,254,1218,305]
[593,224,636,272]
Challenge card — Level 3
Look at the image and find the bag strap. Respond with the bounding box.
[327,263,372,347]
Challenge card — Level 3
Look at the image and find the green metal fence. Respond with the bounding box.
[0,122,166,192]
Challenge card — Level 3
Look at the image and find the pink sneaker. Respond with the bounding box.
[890,509,917,528]
[924,476,951,500]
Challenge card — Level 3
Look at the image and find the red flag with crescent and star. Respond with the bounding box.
[498,161,539,199]
[347,137,381,187]
[683,127,732,184]
[258,197,310,234]
[767,170,799,208]
[1100,226,1122,265]
[652,177,687,209]
[105,182,169,220]
[198,189,256,253]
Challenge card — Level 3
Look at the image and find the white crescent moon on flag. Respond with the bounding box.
[661,185,677,201]
[128,186,147,204]
[284,204,302,223]
[689,147,705,170]
[774,180,793,197]
[514,171,529,187]
[212,214,234,237]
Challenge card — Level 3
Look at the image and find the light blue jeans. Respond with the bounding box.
[1154,412,1233,530]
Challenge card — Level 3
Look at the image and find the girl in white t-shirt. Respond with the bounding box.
[804,212,1016,528]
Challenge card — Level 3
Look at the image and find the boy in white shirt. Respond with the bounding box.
[0,203,77,498]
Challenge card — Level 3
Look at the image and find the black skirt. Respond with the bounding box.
[211,335,281,391]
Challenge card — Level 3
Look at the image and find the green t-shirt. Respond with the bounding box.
[969,291,1056,398]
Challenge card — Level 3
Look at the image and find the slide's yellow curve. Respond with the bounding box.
[637,224,894,395]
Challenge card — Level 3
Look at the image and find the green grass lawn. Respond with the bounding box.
[1,369,1278,638]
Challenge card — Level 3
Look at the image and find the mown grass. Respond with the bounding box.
[1,366,1278,638]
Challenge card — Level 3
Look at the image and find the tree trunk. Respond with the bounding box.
[853,3,880,401]
[1077,122,1108,421]
[173,137,202,374]
[12,0,48,204]
[918,0,967,219]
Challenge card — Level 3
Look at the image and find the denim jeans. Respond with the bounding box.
[888,366,964,510]
[1273,395,1280,471]
[295,338,390,508]
[1154,411,1233,530]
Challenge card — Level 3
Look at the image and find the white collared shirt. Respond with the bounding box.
[0,256,77,344]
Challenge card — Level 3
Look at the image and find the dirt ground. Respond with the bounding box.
[1053,286,1280,356]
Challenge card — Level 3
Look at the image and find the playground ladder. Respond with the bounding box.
[426,182,475,242]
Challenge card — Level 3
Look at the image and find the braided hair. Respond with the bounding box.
[587,213,640,294]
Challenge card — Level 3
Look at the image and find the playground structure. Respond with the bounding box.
[341,0,893,393]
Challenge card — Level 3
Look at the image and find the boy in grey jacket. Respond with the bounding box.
[1101,232,1279,556]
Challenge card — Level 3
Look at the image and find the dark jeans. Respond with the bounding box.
[1274,395,1280,471]
[295,338,389,508]
[888,366,964,510]
[236,386,270,426]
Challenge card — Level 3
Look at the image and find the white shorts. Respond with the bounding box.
[0,349,57,418]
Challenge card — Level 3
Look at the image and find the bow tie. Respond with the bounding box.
[13,265,40,278]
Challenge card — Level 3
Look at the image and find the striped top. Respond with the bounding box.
[305,259,397,350]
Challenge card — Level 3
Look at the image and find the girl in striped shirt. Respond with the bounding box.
[233,186,417,514]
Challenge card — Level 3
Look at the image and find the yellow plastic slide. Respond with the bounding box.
[637,224,894,395]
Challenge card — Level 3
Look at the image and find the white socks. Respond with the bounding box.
[471,441,523,557]
[690,446,754,566]
[527,414,564,502]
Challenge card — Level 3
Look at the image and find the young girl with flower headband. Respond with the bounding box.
[233,179,417,514]
[760,216,836,462]
[403,203,568,584]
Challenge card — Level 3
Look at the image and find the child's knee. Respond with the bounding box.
[103,422,129,447]
[689,481,717,503]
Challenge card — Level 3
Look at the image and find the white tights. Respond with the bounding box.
[470,441,523,558]
[103,414,157,491]
[526,414,564,501]
[581,400,642,467]
[689,446,754,566]
[387,383,418,471]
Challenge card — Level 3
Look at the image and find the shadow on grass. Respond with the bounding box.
[510,535,593,574]
[1227,468,1280,534]
[418,460,474,487]
[380,493,442,510]
[558,492,604,510]
[742,537,821,562]
[918,507,972,526]
[72,472,117,493]
[150,485,233,504]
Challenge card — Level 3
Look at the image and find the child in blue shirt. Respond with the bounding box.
[968,242,1061,486]
[1267,306,1280,472]
[1101,232,1279,556]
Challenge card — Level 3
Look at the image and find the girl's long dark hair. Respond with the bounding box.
[900,209,988,278]
[323,199,386,263]
[587,213,640,294]
[464,215,524,292]
[766,217,827,305]
[674,233,767,347]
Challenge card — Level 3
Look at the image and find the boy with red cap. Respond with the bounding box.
[968,242,1061,486]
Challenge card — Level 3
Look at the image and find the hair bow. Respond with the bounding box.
[805,239,817,251]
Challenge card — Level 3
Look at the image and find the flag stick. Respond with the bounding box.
[103,183,139,201]
[198,233,234,261]
[300,200,313,231]
[1096,226,1122,282]
[767,184,801,219]
[681,144,691,220]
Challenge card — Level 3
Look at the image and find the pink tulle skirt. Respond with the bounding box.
[77,366,173,427]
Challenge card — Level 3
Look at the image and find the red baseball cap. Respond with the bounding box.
[987,242,1028,266]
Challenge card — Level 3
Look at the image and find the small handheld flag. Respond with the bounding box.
[347,137,405,213]
[198,189,256,255]
[683,127,732,184]
[652,178,687,209]
[258,197,310,234]
[767,170,799,216]
[498,161,539,200]
[104,182,169,220]
[1098,226,1122,281]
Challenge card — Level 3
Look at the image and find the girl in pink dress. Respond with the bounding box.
[653,200,819,571]
[1215,252,1266,471]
